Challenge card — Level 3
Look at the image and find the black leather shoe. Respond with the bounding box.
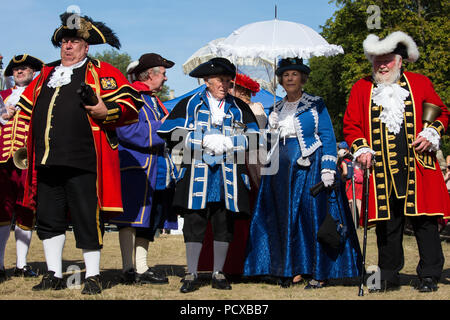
[32,271,65,291]
[180,273,200,293]
[368,280,400,293]
[211,271,232,290]
[81,275,102,295]
[121,268,137,285]
[13,265,38,278]
[415,277,438,293]
[0,269,7,283]
[136,268,168,284]
[304,279,327,289]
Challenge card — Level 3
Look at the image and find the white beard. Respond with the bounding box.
[373,67,401,85]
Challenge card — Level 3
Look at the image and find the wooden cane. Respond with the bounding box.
[358,166,370,296]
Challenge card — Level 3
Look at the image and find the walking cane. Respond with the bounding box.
[358,166,370,296]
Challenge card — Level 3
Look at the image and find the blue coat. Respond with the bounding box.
[111,92,176,227]
[158,88,259,214]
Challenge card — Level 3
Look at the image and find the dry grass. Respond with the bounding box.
[0,227,449,300]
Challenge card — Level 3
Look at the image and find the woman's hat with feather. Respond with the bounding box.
[51,12,121,49]
[363,31,419,63]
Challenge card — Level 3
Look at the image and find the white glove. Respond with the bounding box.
[321,171,335,187]
[222,136,234,152]
[268,111,279,129]
[203,134,233,155]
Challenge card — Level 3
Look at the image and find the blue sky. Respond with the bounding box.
[2,0,339,97]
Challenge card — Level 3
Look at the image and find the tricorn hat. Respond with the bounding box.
[233,73,260,96]
[127,53,175,75]
[4,54,44,77]
[189,57,236,78]
[363,31,419,62]
[275,57,311,76]
[52,12,121,49]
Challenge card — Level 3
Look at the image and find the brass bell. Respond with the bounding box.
[13,147,28,170]
[422,102,442,128]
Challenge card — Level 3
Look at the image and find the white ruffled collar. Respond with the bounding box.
[206,90,226,126]
[47,58,88,89]
[372,83,410,134]
[6,86,26,107]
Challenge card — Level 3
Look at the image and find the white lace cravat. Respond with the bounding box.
[47,58,88,88]
[206,91,226,126]
[6,86,26,107]
[372,83,410,134]
[278,97,300,138]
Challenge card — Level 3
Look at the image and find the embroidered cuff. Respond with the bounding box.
[428,120,446,138]
[418,127,440,152]
[102,102,123,124]
[353,147,376,161]
[321,155,337,171]
[350,137,370,155]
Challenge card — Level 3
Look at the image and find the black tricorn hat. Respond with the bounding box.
[4,54,44,77]
[51,12,121,49]
[189,57,236,78]
[275,57,311,76]
[127,53,175,75]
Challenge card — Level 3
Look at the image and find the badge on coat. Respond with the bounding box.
[100,77,118,90]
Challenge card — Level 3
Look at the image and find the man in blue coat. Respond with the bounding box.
[158,58,259,293]
[110,53,177,284]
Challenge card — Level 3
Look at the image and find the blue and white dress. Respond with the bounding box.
[243,92,362,281]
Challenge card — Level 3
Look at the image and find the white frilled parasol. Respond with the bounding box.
[209,19,344,63]
[208,18,344,95]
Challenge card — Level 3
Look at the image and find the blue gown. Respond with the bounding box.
[243,99,362,281]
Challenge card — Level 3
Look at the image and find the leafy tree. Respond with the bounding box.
[92,49,172,101]
[304,0,449,152]
[92,49,132,77]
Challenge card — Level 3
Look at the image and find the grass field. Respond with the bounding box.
[0,226,449,301]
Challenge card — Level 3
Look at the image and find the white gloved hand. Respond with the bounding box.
[321,171,335,187]
[268,111,279,129]
[222,136,234,152]
[203,134,232,155]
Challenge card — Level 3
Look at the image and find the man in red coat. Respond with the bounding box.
[0,54,43,283]
[15,12,141,294]
[343,31,449,293]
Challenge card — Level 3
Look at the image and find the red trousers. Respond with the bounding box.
[0,160,34,230]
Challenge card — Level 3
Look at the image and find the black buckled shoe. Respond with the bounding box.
[180,273,200,293]
[81,275,102,295]
[0,269,7,283]
[136,268,168,284]
[121,268,137,285]
[13,265,38,278]
[415,277,438,293]
[32,271,65,291]
[368,280,400,293]
[211,271,232,290]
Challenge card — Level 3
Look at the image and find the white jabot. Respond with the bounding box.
[372,83,410,134]
[47,58,88,88]
[6,86,26,108]
[206,91,226,126]
[278,97,301,138]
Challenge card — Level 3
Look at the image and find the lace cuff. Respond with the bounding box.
[353,147,375,161]
[418,127,440,152]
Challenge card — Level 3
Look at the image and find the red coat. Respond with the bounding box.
[343,71,449,224]
[16,59,141,217]
[0,88,29,164]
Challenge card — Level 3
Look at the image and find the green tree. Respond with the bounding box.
[92,49,172,101]
[92,49,132,77]
[304,0,449,151]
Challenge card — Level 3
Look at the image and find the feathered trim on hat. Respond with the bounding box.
[363,31,419,62]
[52,12,121,49]
[4,54,44,77]
[234,73,260,96]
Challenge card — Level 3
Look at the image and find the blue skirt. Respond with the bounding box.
[243,138,362,281]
